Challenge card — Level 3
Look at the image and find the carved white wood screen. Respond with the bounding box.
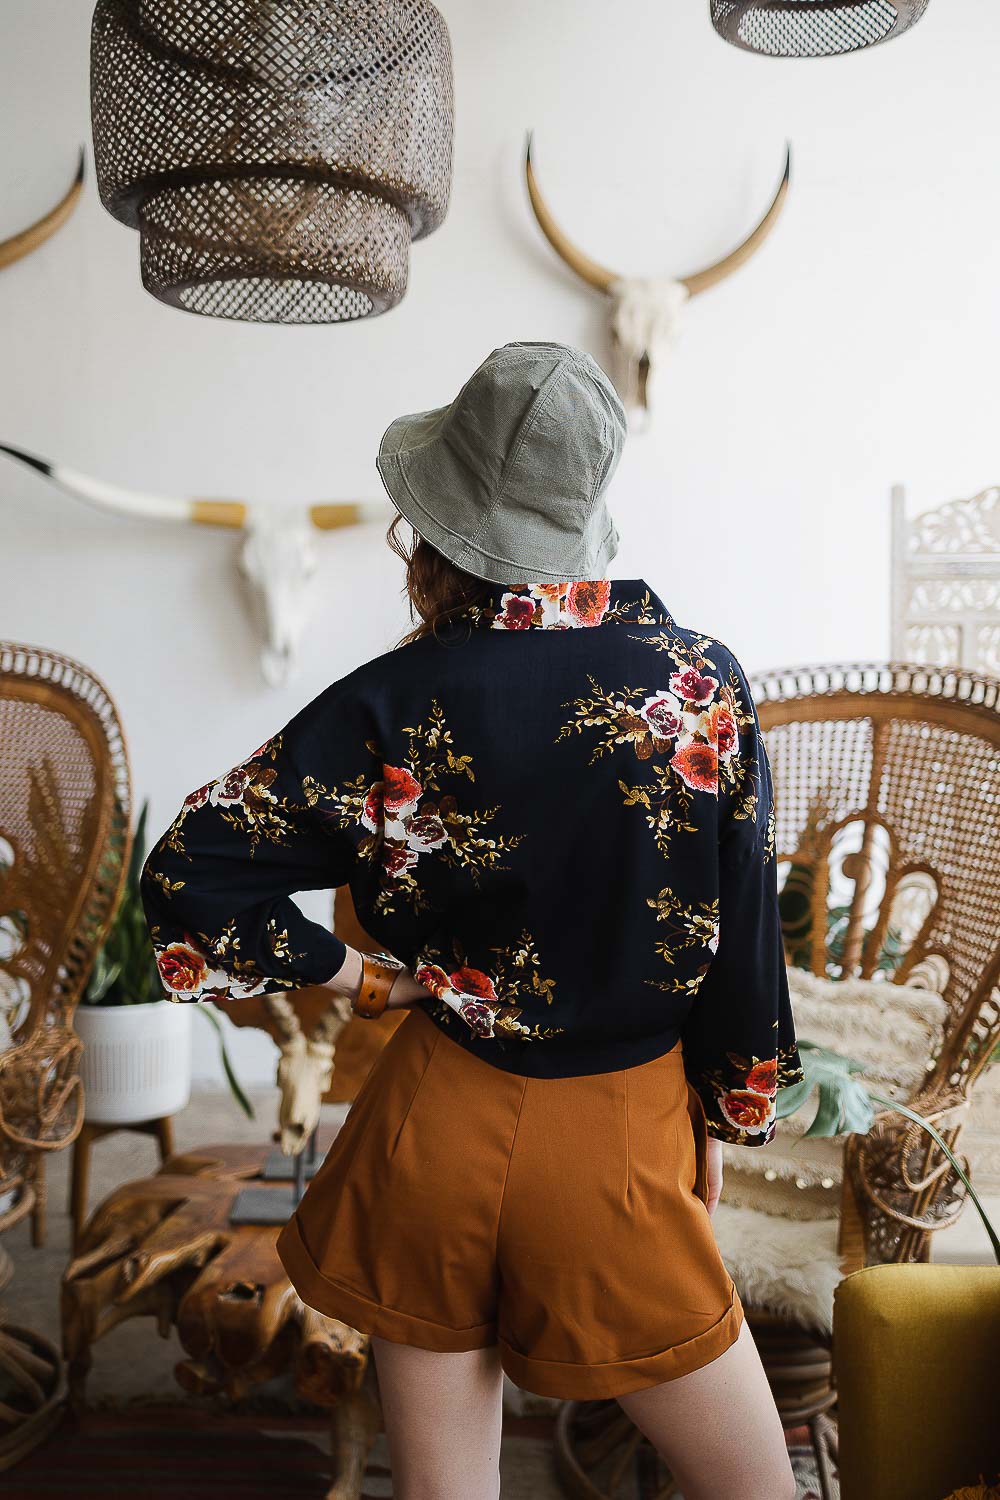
[890,484,1000,673]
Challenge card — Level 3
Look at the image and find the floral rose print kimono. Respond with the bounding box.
[142,579,802,1147]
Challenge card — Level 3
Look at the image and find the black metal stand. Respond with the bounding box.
[261,1126,322,1182]
[229,1126,321,1226]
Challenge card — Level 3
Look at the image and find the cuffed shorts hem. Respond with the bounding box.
[499,1284,745,1400]
[277,1214,496,1353]
[280,1211,745,1399]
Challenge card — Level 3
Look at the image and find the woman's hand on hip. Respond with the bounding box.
[384,967,434,1009]
[705,1136,723,1216]
[323,946,432,1010]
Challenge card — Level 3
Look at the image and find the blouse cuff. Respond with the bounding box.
[151,925,348,1004]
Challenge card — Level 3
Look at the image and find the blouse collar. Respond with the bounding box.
[460,578,672,631]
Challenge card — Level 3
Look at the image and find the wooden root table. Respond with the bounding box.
[62,1136,380,1500]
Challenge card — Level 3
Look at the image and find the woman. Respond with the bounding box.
[142,342,801,1500]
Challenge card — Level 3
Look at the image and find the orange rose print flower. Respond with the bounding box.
[450,965,498,1002]
[719,1089,774,1135]
[565,579,612,626]
[361,782,384,832]
[670,742,719,793]
[702,701,739,760]
[157,941,208,995]
[745,1058,778,1098]
[382,765,422,816]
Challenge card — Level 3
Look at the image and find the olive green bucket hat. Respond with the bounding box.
[376,341,626,584]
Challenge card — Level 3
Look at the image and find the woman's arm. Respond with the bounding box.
[141,708,362,1004]
[680,657,802,1148]
[320,945,432,1010]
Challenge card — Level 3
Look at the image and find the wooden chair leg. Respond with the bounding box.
[69,1124,94,1251]
[154,1115,175,1164]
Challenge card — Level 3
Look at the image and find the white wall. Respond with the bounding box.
[2,1,997,1084]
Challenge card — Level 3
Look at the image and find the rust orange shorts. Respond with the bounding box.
[277,1007,743,1400]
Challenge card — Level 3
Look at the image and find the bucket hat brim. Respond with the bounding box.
[375,344,624,586]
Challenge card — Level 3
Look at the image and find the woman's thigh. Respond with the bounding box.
[371,1337,504,1500]
[617,1321,796,1500]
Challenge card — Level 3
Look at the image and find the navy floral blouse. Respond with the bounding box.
[141,579,801,1146]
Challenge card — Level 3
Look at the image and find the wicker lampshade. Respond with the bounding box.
[710,0,930,56]
[90,1,453,322]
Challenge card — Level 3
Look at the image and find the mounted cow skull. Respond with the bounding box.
[0,444,388,686]
[0,151,85,271]
[524,136,791,418]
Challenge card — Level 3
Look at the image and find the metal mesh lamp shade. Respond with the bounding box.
[90,1,453,322]
[710,0,930,56]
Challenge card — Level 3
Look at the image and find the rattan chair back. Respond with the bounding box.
[0,644,130,1236]
[756,663,1000,1261]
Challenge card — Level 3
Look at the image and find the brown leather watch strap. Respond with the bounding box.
[353,950,405,1020]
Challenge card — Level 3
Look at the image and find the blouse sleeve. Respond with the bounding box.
[140,705,358,1004]
[680,655,802,1147]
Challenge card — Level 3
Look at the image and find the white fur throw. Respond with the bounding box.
[722,968,946,1208]
[713,1204,842,1334]
[717,968,947,1321]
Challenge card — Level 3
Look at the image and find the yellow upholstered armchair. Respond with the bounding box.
[834,1264,1000,1500]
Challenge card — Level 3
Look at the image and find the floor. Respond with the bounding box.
[6,1083,996,1497]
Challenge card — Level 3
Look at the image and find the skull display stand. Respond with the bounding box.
[229,1125,323,1226]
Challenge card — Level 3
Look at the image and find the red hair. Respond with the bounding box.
[387,514,493,645]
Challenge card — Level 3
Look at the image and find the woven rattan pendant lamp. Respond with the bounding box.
[90,1,453,322]
[710,0,930,56]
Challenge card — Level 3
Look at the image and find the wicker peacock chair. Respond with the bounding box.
[556,662,1000,1500]
[0,643,130,1468]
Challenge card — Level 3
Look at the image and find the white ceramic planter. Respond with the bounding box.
[75,1001,193,1124]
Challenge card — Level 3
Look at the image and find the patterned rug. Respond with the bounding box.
[6,1407,836,1499]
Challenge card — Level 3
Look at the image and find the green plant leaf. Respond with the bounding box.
[126,800,149,892]
[81,799,164,1007]
[774,1076,813,1119]
[869,1092,1000,1265]
[776,1040,875,1138]
[781,1036,1000,1266]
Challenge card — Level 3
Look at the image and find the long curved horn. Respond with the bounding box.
[524,133,619,294]
[681,144,791,297]
[0,444,246,527]
[0,150,86,272]
[308,501,390,530]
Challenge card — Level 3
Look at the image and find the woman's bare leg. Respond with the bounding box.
[617,1321,796,1500]
[370,1337,504,1500]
